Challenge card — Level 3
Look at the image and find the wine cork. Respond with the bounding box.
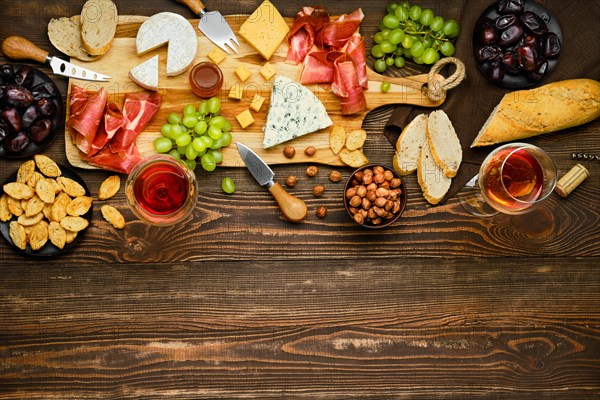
[555,164,589,198]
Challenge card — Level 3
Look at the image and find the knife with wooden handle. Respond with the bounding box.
[236,142,307,222]
[1,36,111,81]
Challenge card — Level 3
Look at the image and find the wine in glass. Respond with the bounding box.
[461,143,557,216]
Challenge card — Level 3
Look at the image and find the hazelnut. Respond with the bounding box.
[354,171,364,181]
[361,197,371,210]
[329,170,343,183]
[367,208,377,219]
[306,165,319,177]
[371,217,382,225]
[384,170,394,181]
[389,191,398,200]
[380,181,390,189]
[312,184,325,197]
[367,183,378,192]
[374,197,387,208]
[392,202,401,214]
[283,146,296,158]
[374,206,386,217]
[383,211,394,219]
[285,175,298,187]
[348,206,358,215]
[351,179,360,186]
[304,146,317,156]
[362,173,373,185]
[353,213,365,224]
[373,173,385,184]
[359,209,368,218]
[385,200,394,211]
[376,187,389,198]
[363,168,373,176]
[345,187,357,199]
[316,206,327,218]
[390,178,402,189]
[349,195,361,208]
[356,185,367,198]
[373,166,384,175]
[366,190,377,202]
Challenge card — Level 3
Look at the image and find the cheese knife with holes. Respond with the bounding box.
[1,36,111,82]
[237,142,307,222]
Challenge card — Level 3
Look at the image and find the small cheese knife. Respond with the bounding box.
[237,142,307,222]
[1,36,111,82]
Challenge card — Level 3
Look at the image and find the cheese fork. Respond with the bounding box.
[175,0,240,54]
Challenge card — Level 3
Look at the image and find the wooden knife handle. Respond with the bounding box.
[1,36,49,64]
[175,0,206,15]
[268,182,308,222]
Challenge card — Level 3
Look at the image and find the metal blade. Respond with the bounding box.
[236,142,274,187]
[197,11,240,54]
[49,57,111,82]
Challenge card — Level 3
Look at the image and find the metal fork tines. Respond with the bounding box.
[215,36,240,55]
[572,153,600,161]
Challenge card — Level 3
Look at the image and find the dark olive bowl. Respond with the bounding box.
[343,164,407,229]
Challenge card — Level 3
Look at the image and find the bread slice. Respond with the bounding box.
[48,16,98,62]
[129,55,159,91]
[471,79,600,147]
[80,0,118,56]
[426,110,462,178]
[393,114,428,175]
[417,141,452,205]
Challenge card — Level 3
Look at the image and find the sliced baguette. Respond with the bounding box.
[80,0,118,56]
[426,110,462,178]
[471,79,600,147]
[417,141,452,205]
[48,16,99,62]
[129,55,159,91]
[392,113,428,175]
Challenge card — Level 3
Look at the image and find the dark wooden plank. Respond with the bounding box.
[0,258,599,399]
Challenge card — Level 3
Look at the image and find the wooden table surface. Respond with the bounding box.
[1,0,599,398]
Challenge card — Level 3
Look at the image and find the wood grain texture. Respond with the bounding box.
[1,259,599,399]
[63,15,443,169]
[0,1,599,399]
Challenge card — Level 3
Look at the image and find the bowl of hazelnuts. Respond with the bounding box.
[344,164,407,228]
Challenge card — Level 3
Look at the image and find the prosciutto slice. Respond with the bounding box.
[87,142,142,174]
[88,103,125,157]
[66,85,107,154]
[286,6,329,64]
[290,8,368,115]
[109,92,162,153]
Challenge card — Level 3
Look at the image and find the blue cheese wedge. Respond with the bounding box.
[129,55,159,91]
[263,76,332,148]
[136,12,197,77]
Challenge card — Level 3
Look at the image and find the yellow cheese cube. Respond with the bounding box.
[250,94,265,112]
[236,109,254,129]
[207,47,226,65]
[239,0,289,60]
[228,84,243,100]
[260,62,276,80]
[235,66,252,82]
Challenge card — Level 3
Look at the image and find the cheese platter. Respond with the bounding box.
[64,14,445,170]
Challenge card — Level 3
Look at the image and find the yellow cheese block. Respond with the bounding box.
[229,83,243,100]
[236,109,254,129]
[239,0,290,60]
[207,47,226,64]
[250,94,265,112]
[235,65,252,82]
[260,62,276,80]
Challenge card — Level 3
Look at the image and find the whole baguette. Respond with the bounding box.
[471,79,600,147]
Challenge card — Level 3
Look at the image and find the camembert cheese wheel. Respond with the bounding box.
[136,12,197,77]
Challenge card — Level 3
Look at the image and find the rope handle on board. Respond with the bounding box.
[422,57,466,102]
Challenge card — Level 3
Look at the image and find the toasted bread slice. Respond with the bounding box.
[80,0,118,56]
[393,114,428,175]
[48,16,99,62]
[417,141,452,205]
[426,110,462,178]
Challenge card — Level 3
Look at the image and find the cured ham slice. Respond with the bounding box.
[110,92,162,153]
[88,103,125,157]
[286,6,329,64]
[67,85,107,154]
[334,61,367,115]
[87,142,142,174]
[290,8,367,115]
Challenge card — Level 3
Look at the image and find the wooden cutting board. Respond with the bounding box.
[64,15,444,169]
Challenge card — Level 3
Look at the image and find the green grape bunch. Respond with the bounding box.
[154,97,233,172]
[372,1,461,73]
